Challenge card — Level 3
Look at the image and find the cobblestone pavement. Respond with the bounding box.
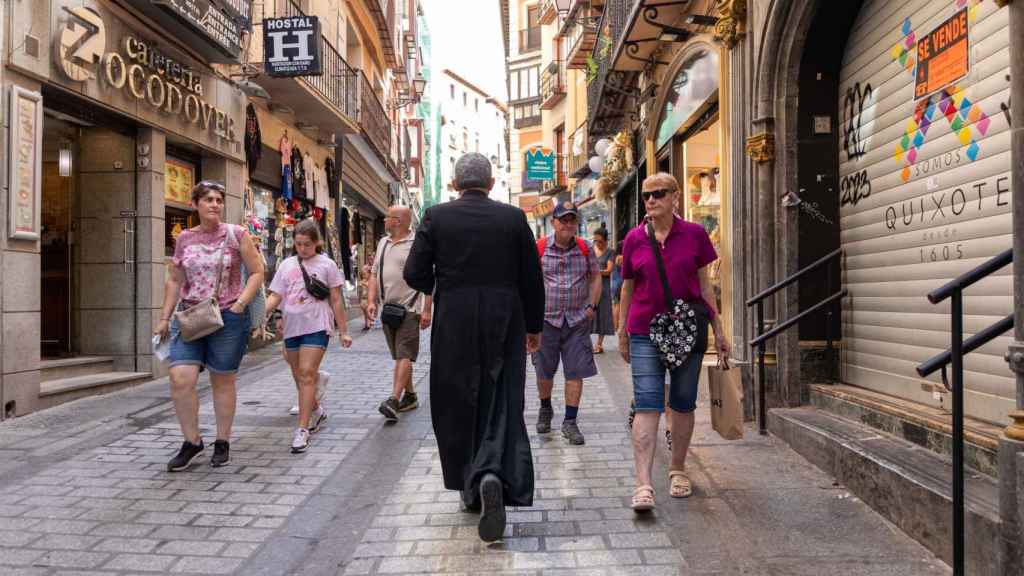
[0,325,950,575]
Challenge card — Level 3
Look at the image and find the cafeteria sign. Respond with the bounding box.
[525,147,555,181]
[914,8,969,100]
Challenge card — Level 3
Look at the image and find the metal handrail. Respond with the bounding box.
[913,246,1013,576]
[746,248,844,436]
[747,248,843,307]
[928,248,1012,304]
[916,314,1013,378]
[750,290,848,348]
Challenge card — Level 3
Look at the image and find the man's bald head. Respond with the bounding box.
[387,205,412,231]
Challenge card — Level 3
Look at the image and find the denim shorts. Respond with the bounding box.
[629,320,707,413]
[284,330,330,351]
[169,309,250,374]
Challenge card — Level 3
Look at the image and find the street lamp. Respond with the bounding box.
[390,72,427,110]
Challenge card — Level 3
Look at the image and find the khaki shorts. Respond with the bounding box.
[383,312,420,361]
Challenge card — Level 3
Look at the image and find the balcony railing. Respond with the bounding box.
[357,72,392,164]
[269,0,359,119]
[586,0,636,135]
[569,122,588,176]
[540,61,566,110]
[519,27,542,52]
[566,3,597,69]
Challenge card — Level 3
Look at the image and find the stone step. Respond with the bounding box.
[39,356,116,381]
[769,406,1001,576]
[38,372,153,409]
[810,383,1002,477]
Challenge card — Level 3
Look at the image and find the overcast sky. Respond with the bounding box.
[420,0,507,103]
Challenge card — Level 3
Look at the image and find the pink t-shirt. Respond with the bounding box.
[621,217,718,335]
[269,254,345,339]
[173,224,246,309]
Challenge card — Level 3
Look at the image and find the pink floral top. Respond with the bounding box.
[173,224,246,309]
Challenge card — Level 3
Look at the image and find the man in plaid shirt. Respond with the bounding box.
[533,201,602,445]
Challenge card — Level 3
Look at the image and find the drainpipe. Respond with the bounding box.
[999,1,1024,574]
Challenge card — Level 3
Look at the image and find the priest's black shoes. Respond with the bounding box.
[477,473,506,542]
[460,489,481,513]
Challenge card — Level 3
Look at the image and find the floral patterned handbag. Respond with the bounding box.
[645,221,703,369]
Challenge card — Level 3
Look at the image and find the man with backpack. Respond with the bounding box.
[534,201,602,445]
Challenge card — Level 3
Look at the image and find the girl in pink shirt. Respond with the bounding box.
[266,219,352,453]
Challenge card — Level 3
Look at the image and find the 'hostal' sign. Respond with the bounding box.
[263,16,322,77]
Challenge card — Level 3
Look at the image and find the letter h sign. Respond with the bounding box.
[263,17,323,77]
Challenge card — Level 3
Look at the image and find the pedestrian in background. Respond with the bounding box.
[611,240,624,335]
[265,219,352,453]
[358,265,373,331]
[533,201,602,446]
[617,172,732,511]
[591,227,615,354]
[368,205,433,422]
[155,181,265,472]
[404,152,545,542]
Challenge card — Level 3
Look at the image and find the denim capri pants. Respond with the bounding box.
[629,318,708,414]
[169,309,250,375]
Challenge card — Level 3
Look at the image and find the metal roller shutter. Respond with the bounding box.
[837,0,1013,424]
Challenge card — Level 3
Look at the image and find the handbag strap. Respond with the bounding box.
[211,226,231,301]
[645,221,675,313]
[298,257,314,288]
[378,238,389,302]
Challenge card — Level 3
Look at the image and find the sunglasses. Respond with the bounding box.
[641,188,672,202]
[196,180,226,191]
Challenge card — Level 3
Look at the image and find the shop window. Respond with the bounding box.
[165,156,198,257]
[656,48,720,150]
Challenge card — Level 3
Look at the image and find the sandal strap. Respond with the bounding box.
[668,470,688,479]
[634,484,655,495]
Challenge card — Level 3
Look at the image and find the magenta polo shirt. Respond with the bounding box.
[621,216,718,336]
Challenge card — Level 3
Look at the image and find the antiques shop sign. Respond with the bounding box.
[51,3,242,158]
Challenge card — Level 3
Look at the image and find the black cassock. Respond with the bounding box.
[404,191,544,506]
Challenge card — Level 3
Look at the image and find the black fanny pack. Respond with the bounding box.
[381,303,407,329]
[299,259,330,300]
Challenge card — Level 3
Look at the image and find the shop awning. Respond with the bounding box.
[346,135,395,187]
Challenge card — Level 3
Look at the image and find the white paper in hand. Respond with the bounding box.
[153,334,171,362]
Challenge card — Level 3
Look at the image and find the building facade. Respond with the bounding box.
[437,70,510,204]
[584,0,1023,572]
[0,0,419,420]
[500,0,545,218]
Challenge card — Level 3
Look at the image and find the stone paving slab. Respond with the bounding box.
[0,326,951,575]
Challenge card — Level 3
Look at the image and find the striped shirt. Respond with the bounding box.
[540,235,598,328]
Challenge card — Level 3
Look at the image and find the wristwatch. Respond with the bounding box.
[585,303,597,311]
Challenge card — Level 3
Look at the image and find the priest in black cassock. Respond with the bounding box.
[403,153,545,542]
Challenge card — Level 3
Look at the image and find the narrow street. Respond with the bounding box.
[0,326,949,576]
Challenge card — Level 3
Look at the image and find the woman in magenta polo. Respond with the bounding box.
[617,172,732,511]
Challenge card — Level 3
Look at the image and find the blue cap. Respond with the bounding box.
[553,200,578,219]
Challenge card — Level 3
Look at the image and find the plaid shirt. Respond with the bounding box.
[540,235,598,327]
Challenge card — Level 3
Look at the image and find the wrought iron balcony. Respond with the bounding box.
[357,71,393,167]
[519,27,542,53]
[565,2,598,69]
[540,61,567,110]
[586,0,638,139]
[568,122,589,176]
[253,1,360,131]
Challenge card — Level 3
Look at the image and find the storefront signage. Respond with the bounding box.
[149,0,245,60]
[914,9,969,100]
[533,198,555,218]
[53,5,241,156]
[525,147,556,181]
[165,158,195,205]
[263,16,323,77]
[7,87,43,241]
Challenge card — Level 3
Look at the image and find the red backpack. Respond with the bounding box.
[536,236,589,258]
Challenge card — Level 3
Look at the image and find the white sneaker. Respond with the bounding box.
[309,406,327,433]
[291,428,310,453]
[289,405,300,415]
[316,371,330,404]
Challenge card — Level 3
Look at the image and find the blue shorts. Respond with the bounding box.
[629,320,707,413]
[169,309,250,374]
[532,319,598,381]
[284,330,330,351]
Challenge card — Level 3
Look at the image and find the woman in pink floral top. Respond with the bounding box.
[155,181,265,472]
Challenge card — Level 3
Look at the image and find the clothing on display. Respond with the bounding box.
[338,207,352,281]
[291,147,305,198]
[325,158,338,199]
[245,104,261,176]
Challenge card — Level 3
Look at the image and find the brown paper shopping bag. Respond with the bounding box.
[708,357,744,440]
